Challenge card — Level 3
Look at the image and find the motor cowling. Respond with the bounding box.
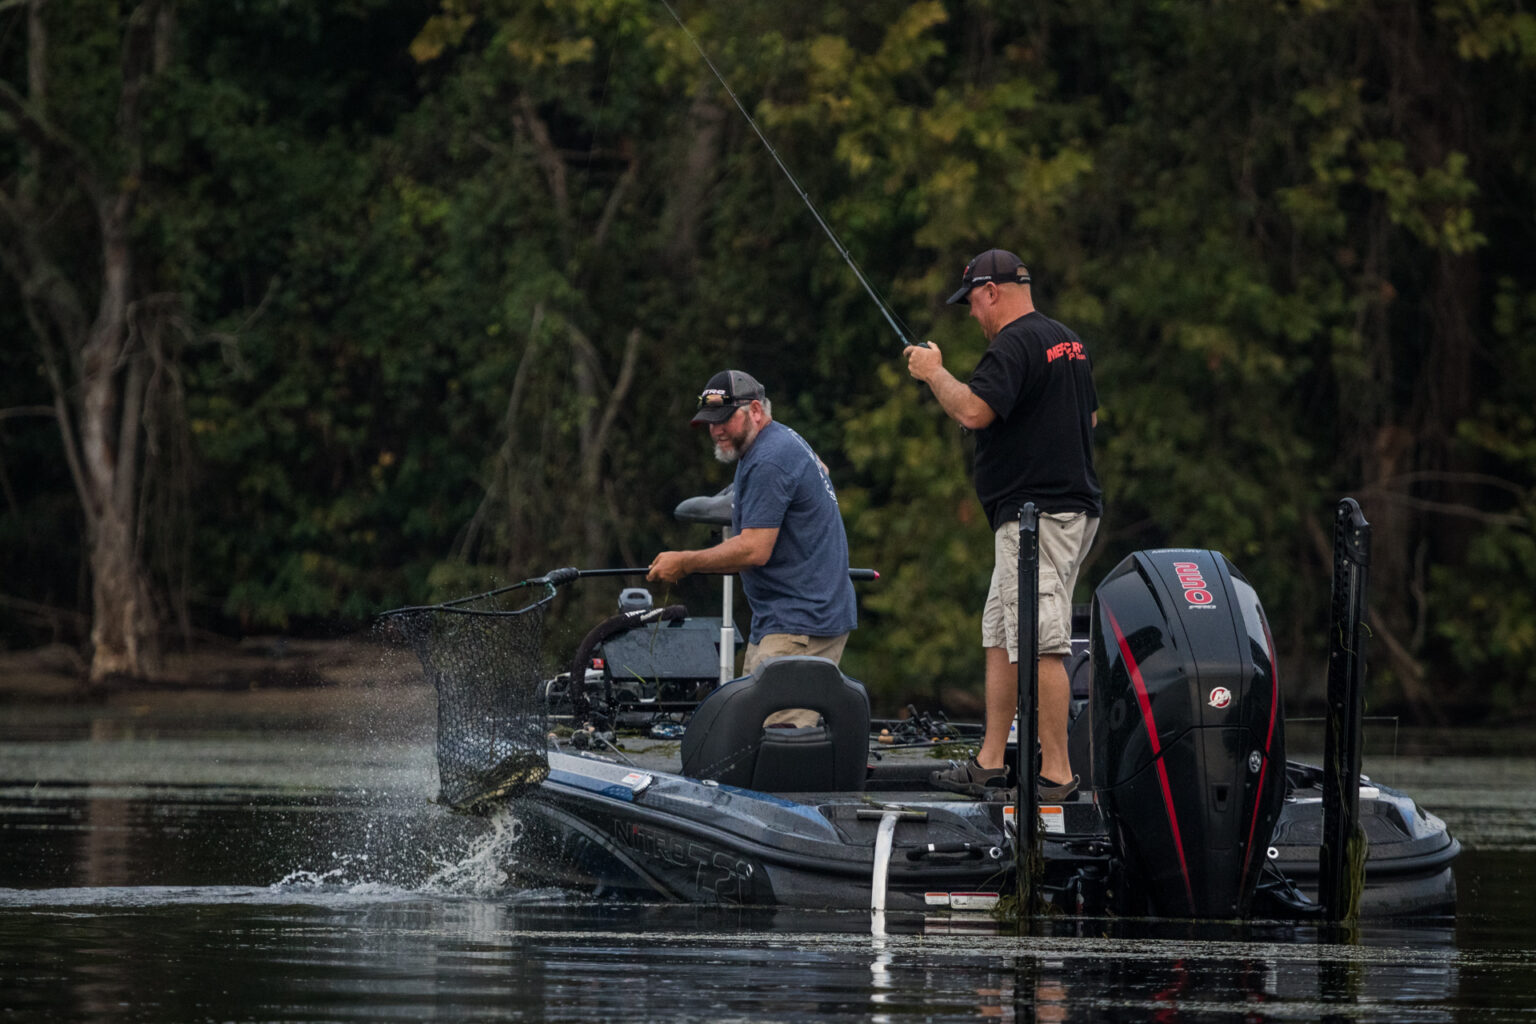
[1089,549,1285,918]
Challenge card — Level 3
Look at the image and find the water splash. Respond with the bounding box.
[267,806,527,898]
[421,807,526,895]
[274,852,380,891]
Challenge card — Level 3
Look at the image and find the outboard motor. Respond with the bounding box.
[1090,549,1285,918]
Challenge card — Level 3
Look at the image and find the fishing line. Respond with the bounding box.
[655,0,918,348]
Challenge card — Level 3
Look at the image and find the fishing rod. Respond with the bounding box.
[656,0,919,349]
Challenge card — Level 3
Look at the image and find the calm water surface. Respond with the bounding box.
[2,683,1533,1022]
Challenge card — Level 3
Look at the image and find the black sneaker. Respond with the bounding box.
[931,756,1010,797]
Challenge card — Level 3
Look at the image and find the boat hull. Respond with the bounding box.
[496,751,1456,918]
[1261,767,1460,918]
[505,752,1014,911]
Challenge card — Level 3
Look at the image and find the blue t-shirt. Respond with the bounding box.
[731,421,858,643]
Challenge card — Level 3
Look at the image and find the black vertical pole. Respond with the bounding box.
[1016,503,1042,920]
[1320,498,1371,923]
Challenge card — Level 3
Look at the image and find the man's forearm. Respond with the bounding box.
[926,368,995,430]
[648,527,779,583]
[679,531,771,574]
[927,367,969,421]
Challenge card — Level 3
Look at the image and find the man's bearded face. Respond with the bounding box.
[710,406,758,464]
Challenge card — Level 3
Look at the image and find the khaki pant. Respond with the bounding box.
[982,512,1099,660]
[742,632,850,727]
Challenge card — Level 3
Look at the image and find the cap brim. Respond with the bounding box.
[690,405,739,425]
[945,283,973,305]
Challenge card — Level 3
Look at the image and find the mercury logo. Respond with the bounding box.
[1209,686,1232,709]
[1173,561,1215,608]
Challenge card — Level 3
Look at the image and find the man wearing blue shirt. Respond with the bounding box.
[648,371,857,721]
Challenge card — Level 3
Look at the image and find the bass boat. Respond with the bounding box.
[383,496,1458,920]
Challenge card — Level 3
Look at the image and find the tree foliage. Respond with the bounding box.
[1,0,1533,720]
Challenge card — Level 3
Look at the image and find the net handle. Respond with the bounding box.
[380,566,878,620]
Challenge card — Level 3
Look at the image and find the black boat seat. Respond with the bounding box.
[681,656,870,793]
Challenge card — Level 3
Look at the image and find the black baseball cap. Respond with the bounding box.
[946,249,1031,305]
[691,370,767,425]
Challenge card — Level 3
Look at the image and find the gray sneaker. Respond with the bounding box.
[930,756,1010,797]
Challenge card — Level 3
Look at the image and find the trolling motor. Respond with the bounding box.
[563,599,689,732]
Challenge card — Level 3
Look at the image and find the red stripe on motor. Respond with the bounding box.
[1104,601,1197,914]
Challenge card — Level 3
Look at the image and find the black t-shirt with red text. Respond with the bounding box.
[966,311,1103,530]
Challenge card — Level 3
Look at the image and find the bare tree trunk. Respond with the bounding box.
[570,323,644,570]
[0,0,172,684]
[661,91,724,269]
[485,92,656,576]
[78,197,160,680]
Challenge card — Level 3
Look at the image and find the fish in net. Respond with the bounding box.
[379,579,557,814]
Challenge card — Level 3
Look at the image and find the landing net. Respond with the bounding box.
[379,581,555,813]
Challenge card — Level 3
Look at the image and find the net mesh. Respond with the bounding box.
[380,582,555,813]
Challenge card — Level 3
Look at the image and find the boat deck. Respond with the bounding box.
[550,731,1109,835]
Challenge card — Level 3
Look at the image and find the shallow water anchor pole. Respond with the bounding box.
[1320,498,1371,924]
[1014,503,1043,921]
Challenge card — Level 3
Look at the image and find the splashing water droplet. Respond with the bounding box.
[423,807,525,895]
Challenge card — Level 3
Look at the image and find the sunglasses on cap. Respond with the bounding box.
[697,392,751,410]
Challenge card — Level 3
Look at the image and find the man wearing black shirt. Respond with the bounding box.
[905,249,1102,800]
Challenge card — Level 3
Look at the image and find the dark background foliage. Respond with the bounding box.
[2,0,1533,722]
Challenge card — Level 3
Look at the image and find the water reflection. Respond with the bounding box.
[0,699,1529,1022]
[995,928,1459,1022]
[0,883,1490,1023]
